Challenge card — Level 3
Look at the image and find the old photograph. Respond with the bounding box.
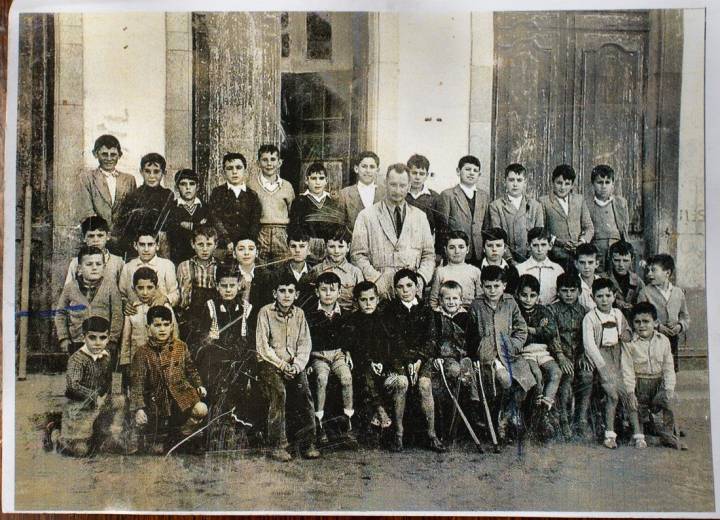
[3,2,713,513]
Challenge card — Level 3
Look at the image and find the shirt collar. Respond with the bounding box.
[177,197,202,207]
[273,303,295,318]
[594,196,614,207]
[400,298,419,310]
[317,301,342,316]
[80,345,109,361]
[100,168,118,178]
[190,256,217,268]
[291,263,308,278]
[301,190,329,202]
[259,174,282,191]
[526,257,552,268]
[407,185,432,199]
[458,183,477,199]
[507,193,523,208]
[440,307,467,319]
[136,256,158,267]
[356,182,376,192]
[383,200,407,213]
[227,182,247,195]
[481,257,508,269]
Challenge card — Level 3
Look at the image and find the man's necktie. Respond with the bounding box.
[395,206,403,238]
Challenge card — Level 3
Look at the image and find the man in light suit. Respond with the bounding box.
[78,135,137,242]
[339,151,385,233]
[350,164,435,300]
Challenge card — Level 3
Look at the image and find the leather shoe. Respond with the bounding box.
[428,435,447,453]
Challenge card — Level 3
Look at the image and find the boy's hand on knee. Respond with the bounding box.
[371,362,383,376]
[197,386,207,398]
[556,353,574,376]
[135,409,148,425]
[578,354,594,373]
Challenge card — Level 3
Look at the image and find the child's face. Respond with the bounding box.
[483,239,505,263]
[141,162,164,188]
[134,235,158,262]
[612,253,633,276]
[192,234,217,262]
[84,329,110,355]
[529,238,550,261]
[445,238,468,264]
[482,279,506,303]
[223,159,247,186]
[326,240,348,263]
[79,254,105,282]
[134,278,158,304]
[273,284,298,311]
[354,157,379,185]
[408,166,429,191]
[552,176,574,198]
[517,286,539,310]
[147,317,173,342]
[288,240,309,264]
[316,282,340,307]
[84,229,108,249]
[592,175,615,201]
[440,288,463,315]
[647,263,671,286]
[576,254,598,279]
[234,240,257,267]
[93,145,121,172]
[558,286,579,305]
[394,276,418,303]
[592,287,615,313]
[259,152,282,177]
[505,171,526,198]
[217,276,240,301]
[177,179,198,201]
[357,289,379,314]
[457,162,480,187]
[306,171,328,195]
[632,312,657,340]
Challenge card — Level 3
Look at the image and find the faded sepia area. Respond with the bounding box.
[11,10,711,512]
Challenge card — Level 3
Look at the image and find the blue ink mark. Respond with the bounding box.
[16,304,87,318]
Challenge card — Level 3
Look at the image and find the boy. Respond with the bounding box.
[621,302,687,450]
[130,306,208,452]
[113,153,175,258]
[588,164,629,270]
[289,161,344,262]
[581,278,632,448]
[339,151,384,232]
[465,266,534,443]
[549,273,593,439]
[406,154,441,246]
[516,227,564,305]
[247,144,296,264]
[78,134,137,238]
[119,267,178,392]
[232,234,259,304]
[310,229,364,311]
[480,228,520,294]
[608,240,645,319]
[575,243,604,310]
[55,246,123,356]
[119,230,179,309]
[516,274,562,413]
[166,169,210,265]
[65,216,124,286]
[638,254,690,372]
[438,155,490,265]
[306,272,356,447]
[488,163,544,264]
[208,152,262,254]
[429,230,482,309]
[539,164,594,270]
[255,275,320,461]
[58,316,114,456]
[377,269,446,452]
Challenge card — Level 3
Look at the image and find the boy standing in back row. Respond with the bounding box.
[587,164,629,270]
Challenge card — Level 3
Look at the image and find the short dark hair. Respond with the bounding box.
[353,281,378,299]
[93,134,122,154]
[631,301,658,322]
[257,144,280,159]
[77,245,105,263]
[527,227,550,244]
[327,228,351,246]
[393,268,418,287]
[556,272,581,290]
[133,229,157,243]
[575,243,599,259]
[481,265,505,283]
[233,233,257,247]
[591,277,616,295]
[223,152,247,169]
[355,151,380,168]
[609,240,635,258]
[147,305,173,324]
[317,271,341,288]
[517,274,540,294]
[193,223,218,242]
[439,280,463,296]
[140,153,166,172]
[274,273,298,291]
[82,316,110,334]
[286,229,311,244]
[591,164,615,182]
[457,155,481,170]
[648,253,675,275]
[552,164,576,182]
[445,229,469,247]
[406,154,430,171]
[133,266,158,287]
[215,262,240,282]
[482,227,507,244]
[386,163,410,178]
[174,168,199,185]
[306,162,327,177]
[81,216,109,235]
[504,163,526,177]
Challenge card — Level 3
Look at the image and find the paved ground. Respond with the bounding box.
[11,370,715,513]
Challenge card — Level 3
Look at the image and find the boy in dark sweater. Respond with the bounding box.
[406,154,441,251]
[608,240,645,320]
[166,169,210,265]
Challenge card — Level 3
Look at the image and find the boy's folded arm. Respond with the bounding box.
[582,315,606,370]
[254,312,285,370]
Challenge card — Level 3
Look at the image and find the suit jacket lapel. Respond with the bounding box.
[376,203,399,244]
[453,186,472,219]
[93,169,113,207]
[550,194,569,221]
